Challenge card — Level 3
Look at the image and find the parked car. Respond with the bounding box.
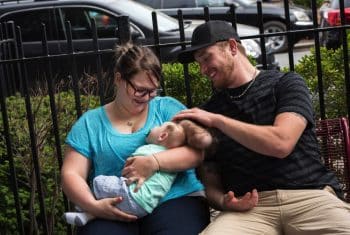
[0,0,277,79]
[0,0,276,65]
[319,0,350,49]
[134,0,314,53]
[0,0,199,64]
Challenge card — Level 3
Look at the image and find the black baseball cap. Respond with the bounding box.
[178,20,241,63]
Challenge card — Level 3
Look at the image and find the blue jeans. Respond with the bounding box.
[76,196,210,235]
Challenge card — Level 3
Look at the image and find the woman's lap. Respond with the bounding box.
[77,196,210,235]
[141,196,210,235]
[76,218,139,235]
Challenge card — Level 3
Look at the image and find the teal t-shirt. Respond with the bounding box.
[65,96,204,203]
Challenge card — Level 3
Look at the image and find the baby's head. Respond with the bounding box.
[146,122,186,148]
[146,120,213,150]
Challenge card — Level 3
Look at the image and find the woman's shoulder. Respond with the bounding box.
[81,106,103,116]
[150,96,187,120]
[75,106,104,125]
[152,96,183,104]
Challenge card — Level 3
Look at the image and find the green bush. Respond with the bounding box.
[0,91,99,234]
[162,63,212,107]
[294,46,347,119]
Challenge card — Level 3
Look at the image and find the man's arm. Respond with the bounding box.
[198,163,258,211]
[174,110,307,159]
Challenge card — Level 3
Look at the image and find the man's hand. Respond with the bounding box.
[173,108,218,128]
[222,189,258,212]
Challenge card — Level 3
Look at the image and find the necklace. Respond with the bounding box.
[114,101,135,127]
[229,69,258,100]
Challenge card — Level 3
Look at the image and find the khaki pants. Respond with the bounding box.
[200,187,350,235]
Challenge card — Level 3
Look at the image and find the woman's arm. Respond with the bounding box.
[122,146,203,189]
[153,146,204,171]
[61,146,137,221]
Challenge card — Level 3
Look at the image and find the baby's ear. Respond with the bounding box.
[158,132,169,142]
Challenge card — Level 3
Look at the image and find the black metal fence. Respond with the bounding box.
[0,0,350,234]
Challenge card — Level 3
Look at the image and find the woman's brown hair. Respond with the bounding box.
[113,43,161,82]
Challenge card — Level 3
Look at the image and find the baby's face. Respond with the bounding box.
[146,122,176,144]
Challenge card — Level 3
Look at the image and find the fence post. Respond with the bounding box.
[117,15,131,44]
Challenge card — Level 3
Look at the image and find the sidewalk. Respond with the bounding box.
[295,39,314,49]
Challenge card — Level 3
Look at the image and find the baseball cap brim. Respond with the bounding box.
[177,20,240,64]
[178,42,215,64]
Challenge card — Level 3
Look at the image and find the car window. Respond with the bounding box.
[87,10,118,38]
[58,7,144,40]
[59,8,92,39]
[1,9,60,42]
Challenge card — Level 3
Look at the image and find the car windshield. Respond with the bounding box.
[109,0,180,32]
[331,0,350,8]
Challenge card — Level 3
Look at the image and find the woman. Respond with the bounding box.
[61,43,210,234]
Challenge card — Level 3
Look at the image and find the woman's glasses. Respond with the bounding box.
[126,80,163,98]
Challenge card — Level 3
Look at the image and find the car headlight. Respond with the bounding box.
[241,39,261,59]
[292,11,311,21]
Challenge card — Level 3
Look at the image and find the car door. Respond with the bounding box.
[0,8,63,57]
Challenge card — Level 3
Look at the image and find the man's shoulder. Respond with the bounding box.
[258,69,289,80]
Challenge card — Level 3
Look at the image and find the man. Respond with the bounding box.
[173,20,350,234]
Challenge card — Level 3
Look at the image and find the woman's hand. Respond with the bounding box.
[122,155,158,192]
[221,189,258,212]
[91,197,138,222]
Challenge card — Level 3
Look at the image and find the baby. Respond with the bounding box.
[64,119,213,226]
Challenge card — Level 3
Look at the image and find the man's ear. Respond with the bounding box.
[228,39,238,56]
[158,132,169,142]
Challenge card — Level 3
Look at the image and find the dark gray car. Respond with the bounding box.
[134,0,314,53]
[0,0,276,70]
[0,0,198,63]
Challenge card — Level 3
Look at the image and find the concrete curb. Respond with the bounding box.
[294,40,314,49]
